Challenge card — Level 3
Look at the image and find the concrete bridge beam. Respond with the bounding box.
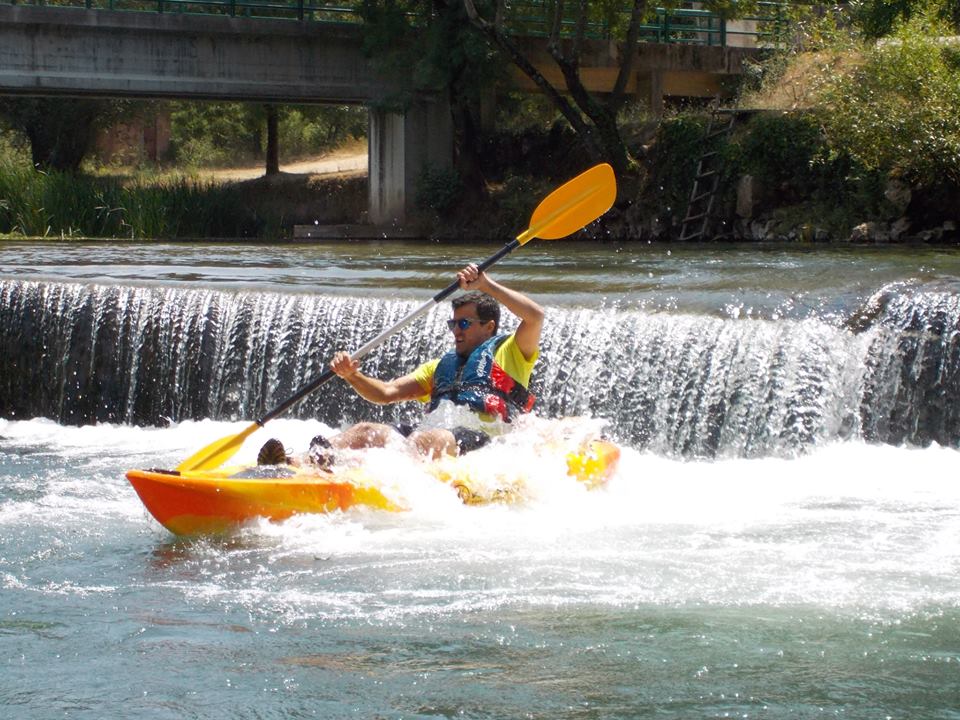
[0,5,381,103]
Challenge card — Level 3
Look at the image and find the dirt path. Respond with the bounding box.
[204,144,367,182]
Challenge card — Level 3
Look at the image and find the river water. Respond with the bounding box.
[1,240,958,719]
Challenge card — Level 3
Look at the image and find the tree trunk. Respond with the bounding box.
[463,0,646,178]
[265,104,280,176]
[451,89,486,201]
[10,99,101,173]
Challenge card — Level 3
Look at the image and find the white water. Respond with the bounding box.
[3,416,958,622]
[6,273,960,453]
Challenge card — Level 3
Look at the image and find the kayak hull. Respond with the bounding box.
[127,466,396,536]
[127,439,620,536]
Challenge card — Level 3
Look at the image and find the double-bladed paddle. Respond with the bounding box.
[176,162,616,473]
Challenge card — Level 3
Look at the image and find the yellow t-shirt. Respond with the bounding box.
[410,334,538,403]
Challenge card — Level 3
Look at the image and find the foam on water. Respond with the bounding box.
[3,416,959,624]
[250,436,960,620]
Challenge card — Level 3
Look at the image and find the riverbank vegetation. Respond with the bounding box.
[464,0,959,243]
[415,0,958,242]
[0,157,272,238]
[0,101,367,238]
[710,1,960,242]
[167,102,366,170]
[0,151,368,239]
[0,0,958,241]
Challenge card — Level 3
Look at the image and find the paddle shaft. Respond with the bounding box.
[256,239,522,425]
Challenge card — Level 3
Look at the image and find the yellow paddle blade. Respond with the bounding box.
[175,421,261,473]
[518,163,616,245]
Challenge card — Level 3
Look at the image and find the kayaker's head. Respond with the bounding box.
[449,291,499,356]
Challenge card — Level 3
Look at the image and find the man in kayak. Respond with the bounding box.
[257,263,543,466]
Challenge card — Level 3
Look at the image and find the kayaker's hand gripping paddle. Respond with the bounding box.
[176,163,617,473]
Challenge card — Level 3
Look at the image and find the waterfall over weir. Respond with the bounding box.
[2,278,960,458]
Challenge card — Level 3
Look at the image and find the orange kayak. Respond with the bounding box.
[127,439,621,536]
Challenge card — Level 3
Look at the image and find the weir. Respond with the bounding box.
[2,278,960,457]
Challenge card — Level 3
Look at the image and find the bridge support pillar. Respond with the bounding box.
[368,97,453,226]
[638,70,665,117]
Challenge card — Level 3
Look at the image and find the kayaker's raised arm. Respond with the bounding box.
[329,351,424,405]
[457,263,544,361]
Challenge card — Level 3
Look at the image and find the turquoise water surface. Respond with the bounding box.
[1,241,959,718]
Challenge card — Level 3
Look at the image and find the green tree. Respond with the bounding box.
[281,105,366,152]
[169,102,262,166]
[169,101,366,168]
[463,0,648,178]
[818,8,960,186]
[360,1,778,186]
[852,0,960,37]
[0,97,136,172]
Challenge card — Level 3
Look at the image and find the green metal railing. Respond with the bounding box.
[643,4,790,47]
[2,0,792,47]
[506,1,791,47]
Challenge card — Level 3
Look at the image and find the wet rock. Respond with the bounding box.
[943,220,958,241]
[890,217,911,240]
[795,224,829,242]
[736,174,759,218]
[916,226,947,242]
[848,223,867,242]
[747,219,772,241]
[845,282,914,334]
[884,179,912,214]
[648,215,666,238]
[849,221,890,243]
[846,294,890,334]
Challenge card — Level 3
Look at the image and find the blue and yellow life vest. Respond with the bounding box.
[427,334,535,422]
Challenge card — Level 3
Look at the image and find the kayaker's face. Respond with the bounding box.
[450,303,495,356]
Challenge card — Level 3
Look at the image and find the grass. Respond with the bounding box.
[0,131,371,239]
[740,49,865,111]
[0,160,280,239]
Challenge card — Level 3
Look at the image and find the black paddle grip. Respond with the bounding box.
[430,239,520,303]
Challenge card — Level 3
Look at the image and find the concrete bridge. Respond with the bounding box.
[0,4,453,225]
[0,4,764,225]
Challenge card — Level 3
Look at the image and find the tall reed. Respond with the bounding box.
[0,161,278,238]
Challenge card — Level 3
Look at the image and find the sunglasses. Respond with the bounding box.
[447,317,483,331]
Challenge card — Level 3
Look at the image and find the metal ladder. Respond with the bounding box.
[679,99,737,241]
